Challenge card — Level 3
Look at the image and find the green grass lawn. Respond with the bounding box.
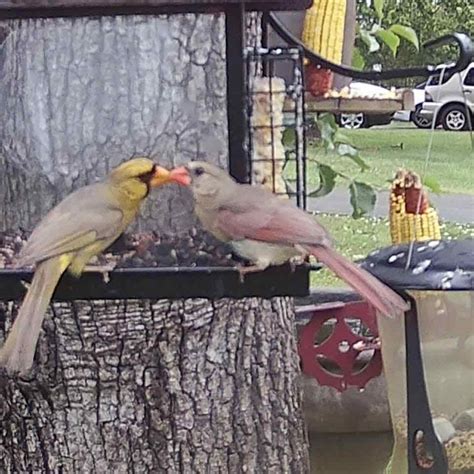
[306,123,474,195]
[294,124,474,287]
[311,213,474,288]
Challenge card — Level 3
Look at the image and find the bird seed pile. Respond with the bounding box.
[0,228,239,270]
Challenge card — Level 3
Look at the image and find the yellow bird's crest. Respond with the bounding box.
[109,157,156,182]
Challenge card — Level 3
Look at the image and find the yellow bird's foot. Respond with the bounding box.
[83,263,117,284]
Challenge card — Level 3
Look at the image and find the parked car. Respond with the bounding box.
[393,82,432,129]
[420,62,474,131]
[336,82,394,129]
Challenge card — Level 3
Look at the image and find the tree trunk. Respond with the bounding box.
[0,297,308,472]
[0,14,228,233]
[0,13,310,472]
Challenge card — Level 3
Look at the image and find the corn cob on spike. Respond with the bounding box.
[321,0,334,60]
[389,169,441,244]
[302,0,347,64]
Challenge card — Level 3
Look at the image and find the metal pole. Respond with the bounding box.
[262,13,269,77]
[405,296,448,474]
[225,3,248,183]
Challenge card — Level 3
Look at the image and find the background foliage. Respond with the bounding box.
[356,0,474,87]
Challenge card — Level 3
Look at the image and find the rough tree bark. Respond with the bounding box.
[0,14,228,233]
[0,298,307,472]
[0,12,310,473]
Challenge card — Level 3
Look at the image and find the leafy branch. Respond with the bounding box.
[283,113,377,218]
[353,0,419,70]
[310,114,376,218]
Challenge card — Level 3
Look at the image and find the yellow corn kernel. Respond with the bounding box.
[389,170,441,245]
[302,11,318,47]
[302,0,346,63]
[390,208,441,244]
[421,214,430,239]
[302,0,327,53]
[331,1,346,63]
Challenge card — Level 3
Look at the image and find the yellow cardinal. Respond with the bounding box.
[0,157,182,375]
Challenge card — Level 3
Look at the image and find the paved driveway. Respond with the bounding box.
[307,189,474,224]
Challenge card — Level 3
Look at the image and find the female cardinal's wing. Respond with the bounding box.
[216,188,332,247]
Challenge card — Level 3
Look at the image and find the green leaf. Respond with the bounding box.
[374,0,384,21]
[389,24,419,50]
[370,24,381,35]
[316,113,337,148]
[309,164,338,198]
[352,47,365,70]
[349,181,377,218]
[423,176,442,194]
[359,28,380,53]
[337,143,359,157]
[282,127,295,148]
[349,155,371,172]
[334,130,353,146]
[375,28,400,56]
[318,113,338,128]
[336,144,370,171]
[386,8,395,23]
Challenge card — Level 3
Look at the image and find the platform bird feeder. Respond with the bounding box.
[0,0,313,301]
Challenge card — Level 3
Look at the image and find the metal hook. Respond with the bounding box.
[266,12,473,81]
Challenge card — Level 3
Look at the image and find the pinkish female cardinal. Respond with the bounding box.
[170,161,409,318]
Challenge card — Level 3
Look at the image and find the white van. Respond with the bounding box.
[420,62,474,131]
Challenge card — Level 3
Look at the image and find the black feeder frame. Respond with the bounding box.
[0,0,314,300]
[0,4,473,474]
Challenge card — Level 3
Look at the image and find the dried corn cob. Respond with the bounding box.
[250,77,288,197]
[389,169,441,244]
[302,0,347,96]
[302,0,347,64]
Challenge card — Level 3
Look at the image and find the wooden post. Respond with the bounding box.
[334,0,356,90]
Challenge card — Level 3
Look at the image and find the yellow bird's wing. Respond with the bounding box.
[18,183,126,267]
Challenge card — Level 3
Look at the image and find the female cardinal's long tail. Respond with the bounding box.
[304,245,409,318]
[0,256,68,374]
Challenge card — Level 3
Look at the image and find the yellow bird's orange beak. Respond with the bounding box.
[169,166,191,186]
[149,165,173,187]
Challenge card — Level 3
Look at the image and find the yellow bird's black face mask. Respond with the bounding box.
[138,164,157,197]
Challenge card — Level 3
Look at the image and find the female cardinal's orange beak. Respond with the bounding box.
[169,166,191,186]
[149,165,173,187]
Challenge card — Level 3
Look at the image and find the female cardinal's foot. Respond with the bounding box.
[236,264,266,283]
[289,255,305,272]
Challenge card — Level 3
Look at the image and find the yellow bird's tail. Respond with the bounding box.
[0,256,68,374]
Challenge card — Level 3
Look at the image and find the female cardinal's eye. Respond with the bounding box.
[194,167,204,176]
